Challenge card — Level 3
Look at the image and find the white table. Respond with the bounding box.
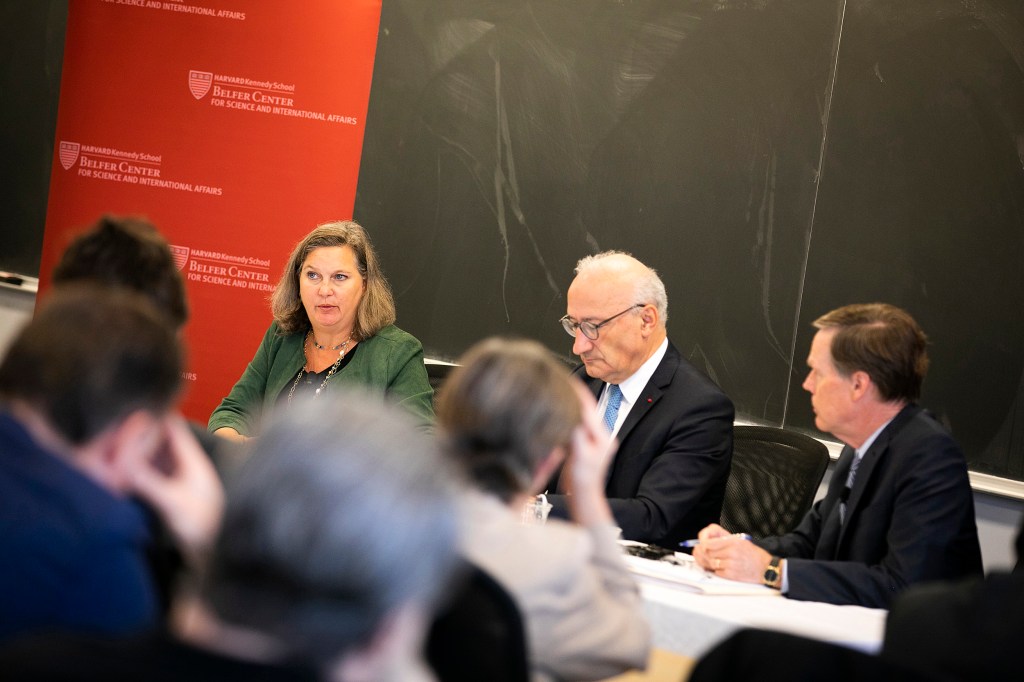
[631,566,887,659]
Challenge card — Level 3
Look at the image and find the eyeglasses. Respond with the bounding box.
[559,303,645,340]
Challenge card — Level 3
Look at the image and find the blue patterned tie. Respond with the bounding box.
[603,384,623,433]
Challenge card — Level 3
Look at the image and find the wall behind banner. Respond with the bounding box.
[0,0,67,279]
[354,0,1024,486]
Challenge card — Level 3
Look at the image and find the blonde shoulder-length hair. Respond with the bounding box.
[270,220,396,339]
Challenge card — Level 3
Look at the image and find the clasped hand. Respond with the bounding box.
[692,523,771,583]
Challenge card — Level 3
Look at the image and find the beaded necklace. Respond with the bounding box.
[287,330,354,402]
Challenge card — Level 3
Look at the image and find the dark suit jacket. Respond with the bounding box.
[758,404,982,608]
[882,571,1024,681]
[690,628,933,682]
[548,341,734,548]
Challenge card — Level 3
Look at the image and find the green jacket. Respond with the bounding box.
[208,322,434,435]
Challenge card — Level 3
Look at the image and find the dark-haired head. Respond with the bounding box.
[52,215,189,330]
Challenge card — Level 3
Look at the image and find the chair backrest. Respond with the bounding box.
[425,361,457,404]
[426,564,530,682]
[720,425,830,538]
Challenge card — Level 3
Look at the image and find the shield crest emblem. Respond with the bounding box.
[170,245,190,271]
[188,70,213,100]
[59,141,80,170]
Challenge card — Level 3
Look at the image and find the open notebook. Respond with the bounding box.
[623,548,781,597]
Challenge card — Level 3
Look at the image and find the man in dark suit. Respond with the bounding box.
[693,303,982,607]
[546,251,734,548]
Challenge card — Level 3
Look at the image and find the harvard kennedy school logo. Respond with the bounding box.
[59,141,80,170]
[170,245,190,271]
[189,70,213,100]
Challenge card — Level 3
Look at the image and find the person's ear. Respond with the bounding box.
[639,304,658,335]
[849,370,873,402]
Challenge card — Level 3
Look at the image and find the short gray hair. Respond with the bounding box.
[203,392,460,665]
[575,251,669,324]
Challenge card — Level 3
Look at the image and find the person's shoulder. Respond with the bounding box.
[367,324,423,348]
[892,405,961,451]
[1,441,146,544]
[662,343,734,409]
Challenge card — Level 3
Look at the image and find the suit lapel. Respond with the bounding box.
[835,403,920,551]
[813,445,852,558]
[604,344,679,484]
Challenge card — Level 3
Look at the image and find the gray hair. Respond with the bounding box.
[575,251,669,324]
[203,392,460,666]
[436,337,581,503]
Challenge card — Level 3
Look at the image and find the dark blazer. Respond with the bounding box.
[882,571,1024,681]
[881,515,1024,680]
[690,629,932,682]
[758,404,982,608]
[548,341,734,548]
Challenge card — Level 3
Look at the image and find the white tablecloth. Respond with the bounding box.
[632,568,887,659]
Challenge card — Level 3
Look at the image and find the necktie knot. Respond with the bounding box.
[603,384,623,433]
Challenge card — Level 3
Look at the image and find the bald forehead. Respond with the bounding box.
[576,254,647,292]
[569,265,636,313]
[580,253,644,277]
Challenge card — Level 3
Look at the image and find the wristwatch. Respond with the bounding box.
[763,555,782,589]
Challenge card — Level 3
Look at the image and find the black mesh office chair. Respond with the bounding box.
[720,425,830,538]
[426,564,529,682]
[425,361,457,403]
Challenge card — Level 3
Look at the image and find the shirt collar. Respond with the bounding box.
[614,337,669,406]
[855,417,893,459]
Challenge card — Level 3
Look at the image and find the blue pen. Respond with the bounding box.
[679,533,752,548]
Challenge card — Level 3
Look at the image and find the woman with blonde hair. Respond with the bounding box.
[210,220,433,440]
[436,337,650,681]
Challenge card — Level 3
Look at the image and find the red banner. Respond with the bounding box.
[40,0,382,422]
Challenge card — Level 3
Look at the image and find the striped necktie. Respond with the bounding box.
[839,454,862,526]
[603,384,623,433]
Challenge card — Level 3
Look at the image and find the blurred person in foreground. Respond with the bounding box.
[49,213,244,608]
[436,337,650,681]
[0,393,460,681]
[49,215,237,462]
[0,287,223,642]
[209,220,433,441]
[52,214,189,331]
[693,303,981,607]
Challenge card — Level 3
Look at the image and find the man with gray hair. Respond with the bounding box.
[549,251,734,548]
[0,393,461,681]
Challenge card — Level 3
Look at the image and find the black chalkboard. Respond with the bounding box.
[355,0,1024,482]
[0,0,67,279]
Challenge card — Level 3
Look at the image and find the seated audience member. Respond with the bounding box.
[49,215,238,457]
[51,214,189,331]
[0,393,461,681]
[548,251,734,548]
[49,214,242,608]
[436,338,650,681]
[0,288,223,642]
[879,514,1024,681]
[208,220,434,441]
[692,303,981,608]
